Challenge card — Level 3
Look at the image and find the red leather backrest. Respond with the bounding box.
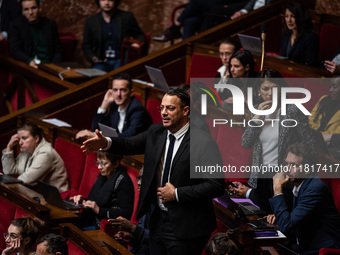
[78,152,100,198]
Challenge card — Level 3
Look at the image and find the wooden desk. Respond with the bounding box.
[85,229,133,255]
[0,182,79,228]
[213,200,286,255]
[60,223,132,255]
[40,63,88,81]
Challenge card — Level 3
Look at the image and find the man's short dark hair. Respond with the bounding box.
[113,73,133,90]
[287,142,316,166]
[20,0,40,7]
[166,88,190,108]
[95,0,120,8]
[38,234,68,255]
[219,37,241,52]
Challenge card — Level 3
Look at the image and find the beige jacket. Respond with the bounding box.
[2,138,69,192]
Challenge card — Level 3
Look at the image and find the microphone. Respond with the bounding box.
[260,23,267,71]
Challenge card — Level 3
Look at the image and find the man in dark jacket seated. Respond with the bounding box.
[9,0,62,69]
[76,73,153,139]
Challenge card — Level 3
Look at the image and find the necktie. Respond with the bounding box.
[162,134,175,186]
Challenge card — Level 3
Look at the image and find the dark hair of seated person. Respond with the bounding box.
[205,229,242,255]
[228,49,256,78]
[283,1,313,39]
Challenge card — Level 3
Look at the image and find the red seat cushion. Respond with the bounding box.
[54,138,86,197]
[67,241,87,255]
[78,152,100,198]
[319,24,340,62]
[0,198,16,249]
[146,98,162,123]
[216,125,253,181]
[187,54,221,84]
[125,167,139,224]
[319,248,340,255]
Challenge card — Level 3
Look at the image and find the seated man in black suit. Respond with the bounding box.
[0,0,21,41]
[9,0,62,69]
[81,88,225,255]
[76,73,152,139]
[82,0,145,72]
[270,142,340,254]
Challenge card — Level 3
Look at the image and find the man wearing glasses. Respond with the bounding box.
[269,142,340,254]
[81,88,224,255]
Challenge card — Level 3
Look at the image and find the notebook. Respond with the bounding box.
[98,123,118,137]
[0,174,23,184]
[238,33,263,55]
[37,181,83,210]
[145,65,170,91]
[75,68,107,77]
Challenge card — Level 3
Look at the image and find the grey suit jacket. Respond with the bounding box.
[82,10,145,63]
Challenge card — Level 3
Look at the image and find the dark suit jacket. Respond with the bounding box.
[82,10,145,63]
[0,0,21,36]
[9,16,62,64]
[91,96,153,137]
[269,178,340,254]
[107,124,225,239]
[281,30,319,67]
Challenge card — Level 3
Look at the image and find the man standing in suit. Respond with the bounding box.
[82,88,225,255]
[9,0,62,69]
[76,73,152,139]
[270,143,340,254]
[82,0,145,72]
[0,0,21,41]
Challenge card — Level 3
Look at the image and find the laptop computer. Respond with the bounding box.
[238,33,263,55]
[37,181,83,210]
[98,123,118,137]
[215,191,276,231]
[145,65,170,91]
[75,68,107,77]
[0,174,23,184]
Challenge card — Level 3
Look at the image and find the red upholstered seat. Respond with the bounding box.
[0,198,16,249]
[319,248,340,255]
[78,152,100,198]
[66,241,87,255]
[216,125,252,183]
[146,98,162,123]
[319,24,340,62]
[125,167,139,225]
[54,138,87,199]
[59,32,78,62]
[187,54,221,84]
[303,79,330,113]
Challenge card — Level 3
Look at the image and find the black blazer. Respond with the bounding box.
[281,30,319,67]
[91,96,153,137]
[107,124,225,239]
[82,10,146,63]
[9,16,62,64]
[0,0,21,36]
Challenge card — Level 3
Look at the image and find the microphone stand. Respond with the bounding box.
[260,31,266,71]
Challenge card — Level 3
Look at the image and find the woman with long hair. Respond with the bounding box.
[281,1,319,66]
[229,68,316,213]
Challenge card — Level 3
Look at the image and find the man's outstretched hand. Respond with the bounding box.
[81,129,107,154]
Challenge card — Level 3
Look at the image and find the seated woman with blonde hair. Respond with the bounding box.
[2,123,69,192]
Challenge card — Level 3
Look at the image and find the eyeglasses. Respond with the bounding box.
[157,105,177,113]
[94,161,109,167]
[3,233,19,240]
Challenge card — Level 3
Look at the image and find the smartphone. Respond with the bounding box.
[227,180,238,188]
